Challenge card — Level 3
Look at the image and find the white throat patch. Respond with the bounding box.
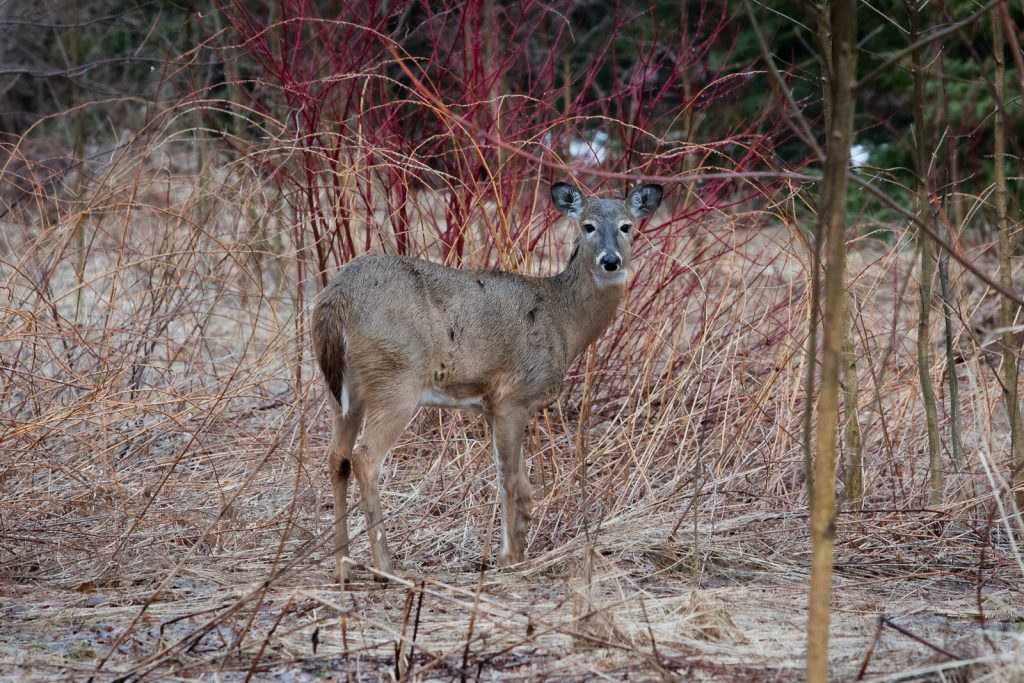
[593,268,630,287]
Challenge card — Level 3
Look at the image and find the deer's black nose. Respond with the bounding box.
[599,253,621,271]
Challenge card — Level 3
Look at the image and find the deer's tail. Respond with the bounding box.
[311,292,351,416]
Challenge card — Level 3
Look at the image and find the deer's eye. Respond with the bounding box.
[619,223,632,234]
[582,223,596,234]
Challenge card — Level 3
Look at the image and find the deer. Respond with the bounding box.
[311,181,664,583]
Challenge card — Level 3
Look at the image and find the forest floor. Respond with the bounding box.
[2,401,1024,683]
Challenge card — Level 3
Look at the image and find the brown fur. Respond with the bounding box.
[311,182,663,582]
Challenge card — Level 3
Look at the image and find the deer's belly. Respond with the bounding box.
[418,388,486,412]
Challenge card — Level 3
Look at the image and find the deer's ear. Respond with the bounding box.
[551,182,584,219]
[627,184,663,219]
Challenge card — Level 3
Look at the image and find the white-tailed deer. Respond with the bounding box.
[312,182,664,582]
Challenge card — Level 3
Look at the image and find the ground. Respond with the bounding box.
[2,459,1022,681]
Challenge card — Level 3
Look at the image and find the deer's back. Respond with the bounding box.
[315,255,571,409]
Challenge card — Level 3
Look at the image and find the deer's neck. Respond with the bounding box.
[549,242,626,361]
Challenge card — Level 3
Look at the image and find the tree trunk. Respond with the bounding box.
[807,0,856,680]
[909,1,943,507]
[803,0,833,510]
[992,7,1024,510]
[842,295,863,509]
[935,20,964,471]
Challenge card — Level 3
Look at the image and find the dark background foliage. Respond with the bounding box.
[5,1,1023,237]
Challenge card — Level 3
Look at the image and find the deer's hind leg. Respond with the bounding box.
[349,388,420,581]
[328,399,363,584]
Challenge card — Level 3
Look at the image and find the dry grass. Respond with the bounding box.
[2,125,1024,682]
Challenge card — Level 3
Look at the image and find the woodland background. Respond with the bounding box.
[1,1,1023,680]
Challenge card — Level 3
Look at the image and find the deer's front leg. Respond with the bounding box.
[490,406,532,566]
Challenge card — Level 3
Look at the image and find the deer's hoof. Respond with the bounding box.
[370,559,396,583]
[498,550,524,568]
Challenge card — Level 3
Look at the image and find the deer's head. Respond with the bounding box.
[551,182,664,287]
